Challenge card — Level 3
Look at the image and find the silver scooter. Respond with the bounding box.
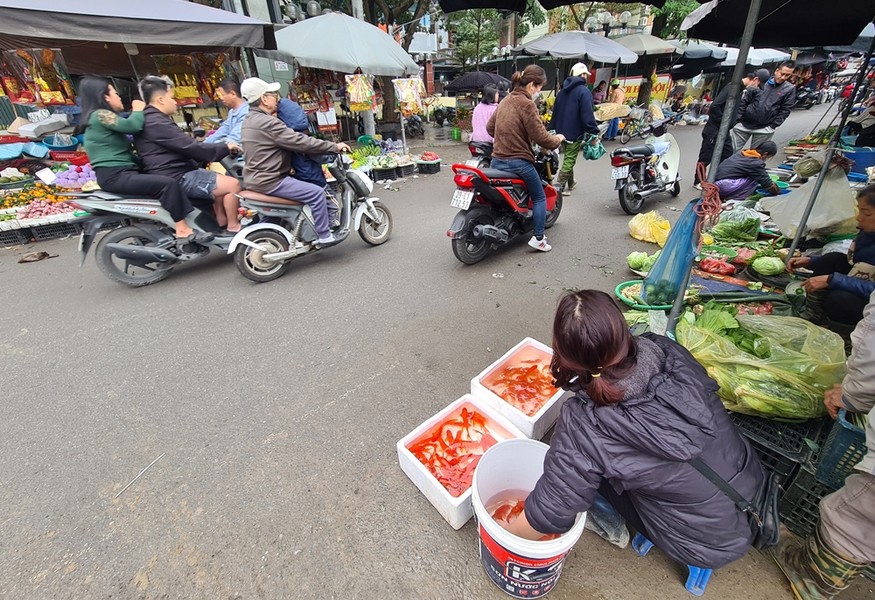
[229,154,392,283]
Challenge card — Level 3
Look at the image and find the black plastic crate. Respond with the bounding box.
[396,163,415,178]
[0,227,29,246]
[31,221,81,241]
[372,167,396,181]
[779,468,837,537]
[730,412,829,464]
[416,161,440,175]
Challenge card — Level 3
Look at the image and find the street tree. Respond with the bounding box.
[637,0,698,106]
[450,9,501,70]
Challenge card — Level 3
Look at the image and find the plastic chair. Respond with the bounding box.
[632,533,713,596]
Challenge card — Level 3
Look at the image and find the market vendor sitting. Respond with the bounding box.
[789,184,875,331]
[497,289,765,572]
[134,75,243,234]
[713,140,780,200]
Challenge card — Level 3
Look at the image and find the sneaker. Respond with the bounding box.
[317,233,336,245]
[561,187,572,196]
[693,182,703,190]
[528,236,552,252]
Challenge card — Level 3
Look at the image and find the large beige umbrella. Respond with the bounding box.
[615,34,680,56]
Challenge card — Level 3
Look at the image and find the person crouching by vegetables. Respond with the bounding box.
[79,77,212,243]
[499,289,765,571]
[771,289,875,599]
[713,140,780,201]
[790,184,875,332]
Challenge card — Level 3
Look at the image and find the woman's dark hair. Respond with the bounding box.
[597,80,606,88]
[551,290,637,406]
[481,84,497,104]
[218,78,241,96]
[138,75,174,104]
[511,65,547,90]
[77,76,114,132]
[858,184,875,207]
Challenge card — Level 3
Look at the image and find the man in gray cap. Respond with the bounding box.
[732,63,796,150]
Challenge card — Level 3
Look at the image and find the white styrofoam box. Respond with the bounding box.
[18,119,65,139]
[470,337,569,440]
[397,394,527,530]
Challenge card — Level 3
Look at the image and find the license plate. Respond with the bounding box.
[450,189,474,210]
[465,159,480,167]
[611,165,630,179]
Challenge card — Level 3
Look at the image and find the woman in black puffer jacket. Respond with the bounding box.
[502,290,764,569]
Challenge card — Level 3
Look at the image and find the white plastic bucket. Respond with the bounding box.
[472,439,587,598]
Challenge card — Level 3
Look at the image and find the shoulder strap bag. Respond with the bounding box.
[689,457,781,550]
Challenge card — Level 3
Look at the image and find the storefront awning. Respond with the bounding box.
[0,0,275,49]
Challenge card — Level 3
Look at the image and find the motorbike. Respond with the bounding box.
[447,146,561,265]
[67,161,242,287]
[404,114,425,137]
[229,153,392,283]
[466,141,493,169]
[793,87,816,110]
[432,106,456,127]
[610,119,681,215]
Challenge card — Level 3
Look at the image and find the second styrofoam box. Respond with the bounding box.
[470,337,568,440]
[397,394,526,530]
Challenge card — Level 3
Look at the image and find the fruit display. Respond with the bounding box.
[2,182,65,209]
[18,198,73,219]
[52,163,96,189]
[418,151,440,162]
[480,346,558,417]
[407,405,507,498]
[0,167,30,185]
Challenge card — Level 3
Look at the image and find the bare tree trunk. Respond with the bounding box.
[636,12,667,107]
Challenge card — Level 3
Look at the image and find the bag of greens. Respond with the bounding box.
[677,314,846,419]
[709,206,762,242]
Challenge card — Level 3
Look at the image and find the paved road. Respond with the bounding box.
[1,101,870,599]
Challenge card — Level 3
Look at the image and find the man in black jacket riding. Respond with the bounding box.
[731,62,796,151]
[134,75,243,233]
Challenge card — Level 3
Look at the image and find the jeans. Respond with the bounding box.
[490,156,547,237]
[605,117,620,140]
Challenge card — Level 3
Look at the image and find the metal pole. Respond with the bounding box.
[787,35,875,264]
[352,0,376,137]
[667,0,764,336]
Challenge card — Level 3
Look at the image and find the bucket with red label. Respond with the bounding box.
[472,439,587,598]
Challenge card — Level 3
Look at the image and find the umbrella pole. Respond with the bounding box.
[786,34,875,264]
[667,0,763,336]
[400,113,408,154]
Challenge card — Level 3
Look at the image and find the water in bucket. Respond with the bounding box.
[472,439,586,598]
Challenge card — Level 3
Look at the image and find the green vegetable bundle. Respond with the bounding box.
[677,311,846,419]
[709,206,761,243]
[626,250,661,272]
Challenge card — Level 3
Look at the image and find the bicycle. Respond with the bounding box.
[619,104,653,144]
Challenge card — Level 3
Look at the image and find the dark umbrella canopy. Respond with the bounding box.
[683,0,875,47]
[438,0,671,14]
[444,71,509,93]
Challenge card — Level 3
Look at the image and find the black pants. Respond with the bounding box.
[695,124,735,184]
[813,252,868,326]
[95,166,193,222]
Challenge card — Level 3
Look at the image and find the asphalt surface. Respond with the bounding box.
[1,101,871,599]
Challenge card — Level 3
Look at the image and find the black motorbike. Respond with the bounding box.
[793,88,816,110]
[405,114,425,137]
[433,106,457,127]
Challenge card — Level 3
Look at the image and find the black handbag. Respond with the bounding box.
[689,457,781,550]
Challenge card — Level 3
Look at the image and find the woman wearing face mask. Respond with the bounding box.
[486,65,564,252]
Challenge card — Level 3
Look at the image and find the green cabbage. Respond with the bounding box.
[626,250,661,271]
[751,256,785,276]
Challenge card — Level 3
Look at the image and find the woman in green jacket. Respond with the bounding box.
[79,77,210,242]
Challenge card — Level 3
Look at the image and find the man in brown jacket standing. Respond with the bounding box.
[240,78,350,245]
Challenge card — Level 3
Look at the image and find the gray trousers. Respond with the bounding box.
[819,472,875,564]
[267,176,330,237]
[731,123,775,151]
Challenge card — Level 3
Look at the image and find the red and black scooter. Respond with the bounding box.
[447,147,561,264]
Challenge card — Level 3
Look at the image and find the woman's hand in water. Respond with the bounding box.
[499,506,548,541]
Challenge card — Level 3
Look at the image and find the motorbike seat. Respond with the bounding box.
[238,190,303,206]
[616,144,655,157]
[479,168,521,180]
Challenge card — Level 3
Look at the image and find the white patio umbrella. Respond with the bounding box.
[668,39,728,61]
[720,47,791,67]
[257,12,419,76]
[615,33,680,56]
[514,31,638,64]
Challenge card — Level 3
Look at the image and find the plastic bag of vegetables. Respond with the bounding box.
[709,206,761,242]
[642,201,698,306]
[677,314,846,419]
[628,211,670,247]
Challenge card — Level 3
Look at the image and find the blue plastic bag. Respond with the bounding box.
[642,200,699,306]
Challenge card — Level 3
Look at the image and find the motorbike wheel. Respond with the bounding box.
[618,183,644,215]
[358,201,393,246]
[234,230,291,283]
[545,194,563,229]
[95,226,174,287]
[670,180,681,197]
[451,212,493,265]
